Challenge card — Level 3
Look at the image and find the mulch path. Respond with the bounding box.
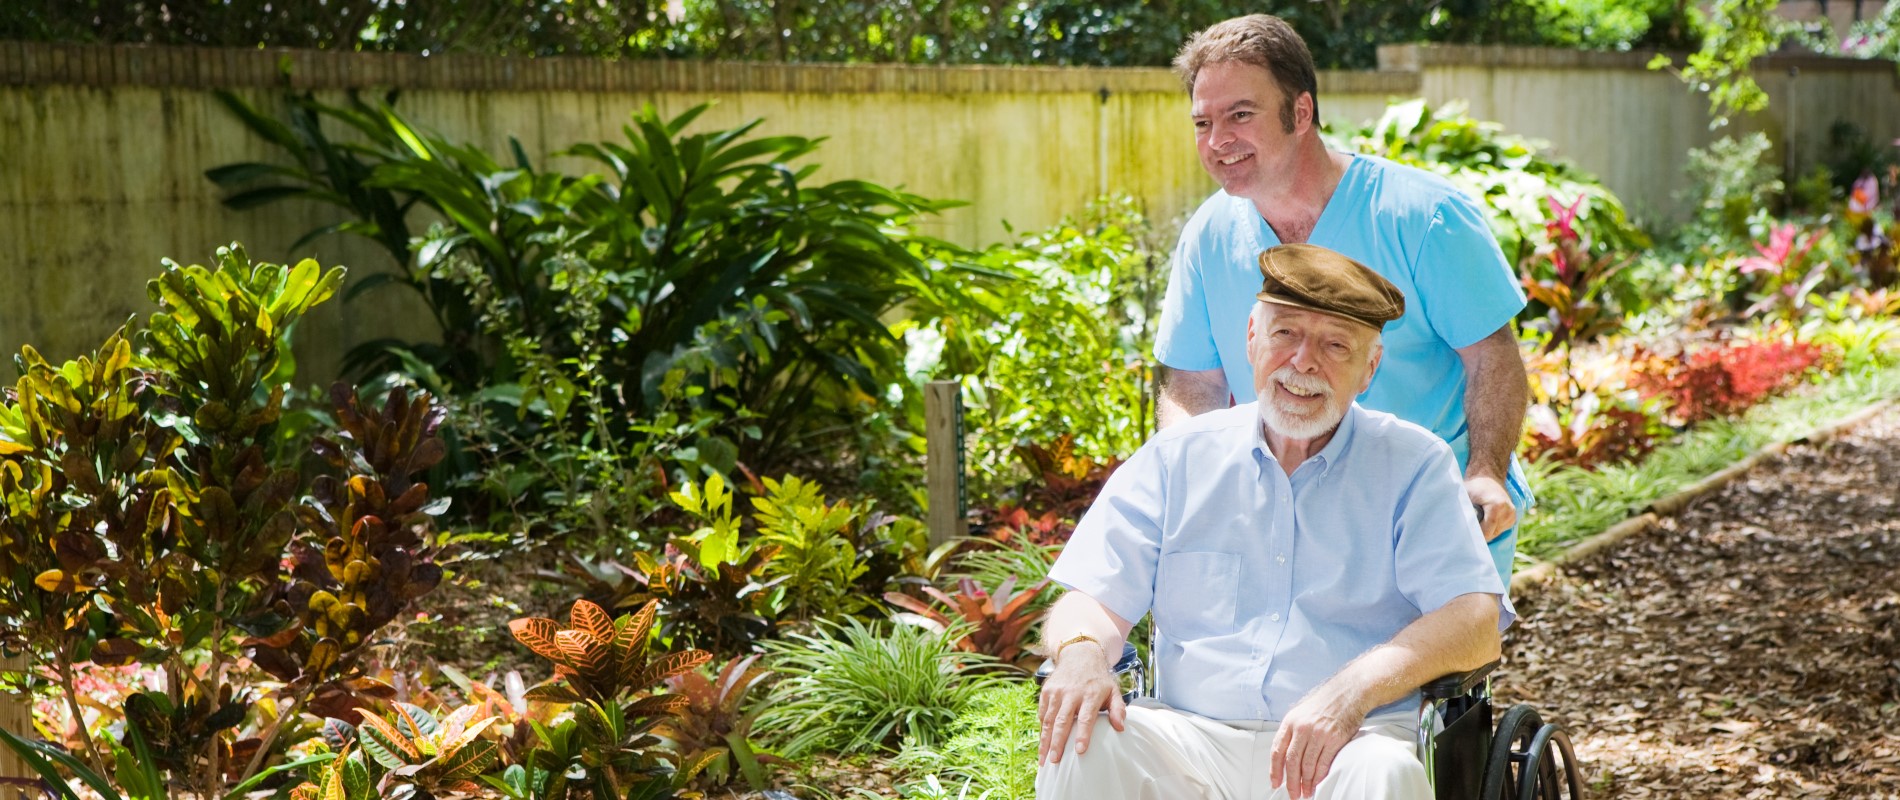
[1500,404,1900,799]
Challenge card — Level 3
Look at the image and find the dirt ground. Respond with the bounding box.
[1500,404,1900,799]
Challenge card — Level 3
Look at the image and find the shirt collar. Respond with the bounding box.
[1251,402,1361,478]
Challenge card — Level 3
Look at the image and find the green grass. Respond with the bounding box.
[1518,359,1900,561]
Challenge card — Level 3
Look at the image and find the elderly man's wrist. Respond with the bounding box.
[1050,634,1105,666]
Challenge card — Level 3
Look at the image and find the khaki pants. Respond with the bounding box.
[1036,700,1431,800]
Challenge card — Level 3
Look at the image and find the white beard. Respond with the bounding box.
[1258,366,1349,440]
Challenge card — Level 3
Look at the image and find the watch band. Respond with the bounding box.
[1053,633,1101,664]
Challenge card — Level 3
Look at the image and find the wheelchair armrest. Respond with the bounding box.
[1421,659,1498,700]
[1033,641,1140,683]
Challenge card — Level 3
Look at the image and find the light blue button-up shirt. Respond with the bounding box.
[1048,402,1514,723]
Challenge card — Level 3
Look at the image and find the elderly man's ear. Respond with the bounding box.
[1361,343,1383,392]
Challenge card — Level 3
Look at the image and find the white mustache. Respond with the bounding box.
[1273,367,1331,398]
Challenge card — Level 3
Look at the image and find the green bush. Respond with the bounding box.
[895,682,1040,800]
[1677,132,1784,252]
[900,196,1167,496]
[753,618,1011,757]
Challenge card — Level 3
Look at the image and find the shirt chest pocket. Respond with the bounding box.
[1153,552,1240,639]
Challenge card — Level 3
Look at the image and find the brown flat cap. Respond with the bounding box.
[1256,243,1405,331]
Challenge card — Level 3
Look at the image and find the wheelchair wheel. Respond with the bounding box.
[1479,704,1586,800]
[1517,723,1585,800]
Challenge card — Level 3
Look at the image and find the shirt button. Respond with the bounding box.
[1269,612,1282,622]
[1276,554,1287,565]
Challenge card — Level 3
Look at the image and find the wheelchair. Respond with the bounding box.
[1034,640,1585,799]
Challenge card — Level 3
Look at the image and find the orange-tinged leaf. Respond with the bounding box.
[33,568,85,592]
[509,617,563,662]
[356,713,421,765]
[622,600,659,649]
[437,734,499,781]
[674,747,723,783]
[622,694,690,720]
[555,630,612,680]
[633,650,713,688]
[524,683,582,704]
[569,599,614,642]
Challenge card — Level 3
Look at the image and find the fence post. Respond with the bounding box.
[924,380,968,548]
[0,654,28,798]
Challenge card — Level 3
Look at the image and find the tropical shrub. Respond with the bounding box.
[1519,194,1631,356]
[1735,223,1828,323]
[1325,99,1650,268]
[292,703,503,799]
[1845,170,1899,288]
[0,245,461,794]
[1523,346,1669,469]
[507,598,714,798]
[212,93,990,537]
[650,654,781,791]
[753,618,1010,757]
[952,543,1062,613]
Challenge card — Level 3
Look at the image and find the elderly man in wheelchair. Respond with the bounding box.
[1034,244,1577,800]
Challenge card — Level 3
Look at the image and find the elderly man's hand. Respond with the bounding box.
[1036,642,1126,765]
[1465,475,1515,542]
[1270,688,1366,800]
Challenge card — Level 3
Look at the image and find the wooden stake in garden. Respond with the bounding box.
[925,381,968,548]
[0,654,28,799]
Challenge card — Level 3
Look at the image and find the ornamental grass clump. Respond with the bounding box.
[753,617,1010,757]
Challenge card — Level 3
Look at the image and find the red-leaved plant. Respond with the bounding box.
[884,576,1049,667]
[1630,338,1824,425]
[975,436,1121,547]
[650,655,784,791]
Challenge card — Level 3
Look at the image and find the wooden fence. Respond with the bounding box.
[0,41,1894,388]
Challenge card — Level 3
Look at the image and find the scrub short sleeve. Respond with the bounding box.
[1153,224,1222,371]
[1411,194,1527,350]
[1047,444,1167,625]
[1393,443,1516,631]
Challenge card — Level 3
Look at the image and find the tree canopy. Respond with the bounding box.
[3,0,1703,68]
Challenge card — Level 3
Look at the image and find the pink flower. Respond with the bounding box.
[1544,194,1583,244]
[1737,224,1815,275]
[1849,172,1879,215]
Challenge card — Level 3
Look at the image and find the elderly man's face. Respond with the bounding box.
[1245,303,1381,440]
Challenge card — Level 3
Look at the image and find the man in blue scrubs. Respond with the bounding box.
[1036,245,1510,800]
[1152,14,1532,582]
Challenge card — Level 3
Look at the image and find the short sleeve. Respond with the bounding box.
[1047,444,1168,625]
[1392,443,1516,631]
[1410,193,1526,350]
[1152,219,1222,371]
